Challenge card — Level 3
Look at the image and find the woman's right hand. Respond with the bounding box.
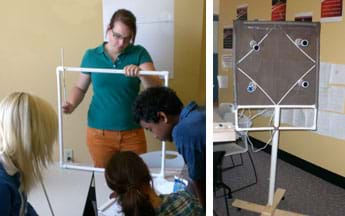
[62,101,75,114]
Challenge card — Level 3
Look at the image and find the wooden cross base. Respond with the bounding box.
[232,188,306,216]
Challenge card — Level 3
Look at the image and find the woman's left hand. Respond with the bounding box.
[124,64,140,77]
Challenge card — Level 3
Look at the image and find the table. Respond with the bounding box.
[213,108,236,142]
[28,164,181,216]
[28,163,92,216]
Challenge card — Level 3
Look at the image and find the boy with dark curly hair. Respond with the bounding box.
[133,87,205,208]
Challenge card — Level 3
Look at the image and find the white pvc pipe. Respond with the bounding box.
[237,104,316,109]
[235,105,317,131]
[236,126,316,131]
[61,164,105,173]
[279,126,316,130]
[164,74,169,86]
[56,66,169,173]
[234,104,318,206]
[235,126,275,131]
[159,141,166,178]
[268,106,280,205]
[313,108,318,130]
[56,68,64,167]
[57,66,169,77]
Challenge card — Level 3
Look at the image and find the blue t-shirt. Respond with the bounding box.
[81,43,153,130]
[172,102,206,181]
[0,163,37,216]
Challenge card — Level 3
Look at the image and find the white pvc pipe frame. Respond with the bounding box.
[56,66,169,178]
[234,104,317,205]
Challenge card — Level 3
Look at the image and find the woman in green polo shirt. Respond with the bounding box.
[62,9,161,168]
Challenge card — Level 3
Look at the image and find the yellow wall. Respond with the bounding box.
[214,0,220,15]
[0,0,205,163]
[218,0,345,177]
[173,0,206,105]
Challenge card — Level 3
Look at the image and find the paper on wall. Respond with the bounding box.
[319,62,331,88]
[318,86,345,113]
[330,63,345,85]
[136,23,174,78]
[318,87,328,111]
[327,86,345,113]
[316,111,345,140]
[315,110,330,137]
[222,54,233,69]
[329,112,345,140]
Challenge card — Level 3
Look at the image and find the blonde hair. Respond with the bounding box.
[0,92,58,192]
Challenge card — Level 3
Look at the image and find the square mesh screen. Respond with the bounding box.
[233,20,320,106]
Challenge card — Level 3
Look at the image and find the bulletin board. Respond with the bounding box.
[233,20,320,106]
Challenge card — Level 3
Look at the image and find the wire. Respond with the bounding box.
[39,175,55,216]
[242,108,275,153]
[246,129,275,153]
[249,109,268,121]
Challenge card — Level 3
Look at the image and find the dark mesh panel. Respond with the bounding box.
[233,21,320,106]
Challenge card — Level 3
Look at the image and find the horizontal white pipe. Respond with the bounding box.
[60,164,105,172]
[235,105,317,131]
[236,126,275,131]
[57,66,169,77]
[236,126,316,131]
[279,126,316,130]
[60,164,167,179]
[151,173,164,178]
[237,104,316,109]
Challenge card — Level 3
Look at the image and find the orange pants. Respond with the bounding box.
[86,127,147,168]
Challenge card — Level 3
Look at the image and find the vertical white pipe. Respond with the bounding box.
[268,106,280,205]
[164,74,169,86]
[56,67,64,167]
[313,108,317,130]
[160,141,166,178]
[159,74,169,178]
[235,108,239,130]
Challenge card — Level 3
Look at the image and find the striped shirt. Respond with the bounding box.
[156,191,204,216]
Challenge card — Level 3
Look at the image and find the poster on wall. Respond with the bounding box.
[223,27,233,50]
[222,54,233,69]
[272,0,287,21]
[237,4,248,20]
[295,12,313,22]
[321,0,343,22]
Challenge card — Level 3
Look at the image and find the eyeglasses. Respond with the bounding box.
[111,29,132,43]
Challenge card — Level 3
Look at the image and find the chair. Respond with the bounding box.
[214,103,258,193]
[213,151,231,216]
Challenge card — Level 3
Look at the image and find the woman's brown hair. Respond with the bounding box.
[108,9,137,43]
[105,151,155,216]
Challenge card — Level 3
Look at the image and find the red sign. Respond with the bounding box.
[321,0,343,18]
[272,1,287,21]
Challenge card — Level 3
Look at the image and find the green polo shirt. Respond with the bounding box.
[81,43,153,130]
